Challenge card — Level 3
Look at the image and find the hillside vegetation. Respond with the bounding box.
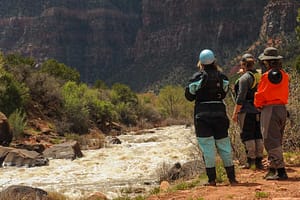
[0,53,194,142]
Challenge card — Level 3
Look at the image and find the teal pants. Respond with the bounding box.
[197,136,233,168]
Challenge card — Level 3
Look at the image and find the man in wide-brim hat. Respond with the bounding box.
[254,47,289,180]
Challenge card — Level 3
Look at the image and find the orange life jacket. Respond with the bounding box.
[254,69,289,108]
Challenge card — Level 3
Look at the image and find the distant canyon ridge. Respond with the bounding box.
[0,0,299,91]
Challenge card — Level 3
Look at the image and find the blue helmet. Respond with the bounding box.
[199,49,215,65]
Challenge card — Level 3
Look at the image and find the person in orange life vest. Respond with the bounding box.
[185,49,238,186]
[254,47,289,180]
[232,53,264,170]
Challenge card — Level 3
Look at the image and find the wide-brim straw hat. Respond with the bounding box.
[259,47,283,60]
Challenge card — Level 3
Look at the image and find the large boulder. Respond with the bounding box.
[0,185,51,200]
[0,146,49,167]
[15,143,46,154]
[43,141,83,160]
[0,112,12,147]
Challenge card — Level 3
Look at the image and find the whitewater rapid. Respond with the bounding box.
[0,125,201,199]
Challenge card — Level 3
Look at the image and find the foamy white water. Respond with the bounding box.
[0,125,200,199]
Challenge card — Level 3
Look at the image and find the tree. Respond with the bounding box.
[61,81,90,133]
[93,79,108,90]
[111,83,139,125]
[4,53,35,66]
[111,83,138,105]
[0,68,29,116]
[41,59,80,83]
[158,85,187,119]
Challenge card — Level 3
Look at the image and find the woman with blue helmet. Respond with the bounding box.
[185,49,238,186]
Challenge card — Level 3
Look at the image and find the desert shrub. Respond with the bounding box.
[225,84,247,164]
[62,81,119,133]
[136,105,162,128]
[284,67,300,151]
[115,102,138,125]
[61,81,90,134]
[2,56,35,84]
[111,83,139,125]
[295,55,300,74]
[84,88,117,125]
[8,109,27,139]
[25,72,63,114]
[136,92,162,128]
[93,79,108,89]
[4,53,35,66]
[0,69,30,116]
[158,85,192,120]
[40,59,80,83]
[111,83,138,105]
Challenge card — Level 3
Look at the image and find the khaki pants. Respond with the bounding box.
[260,105,287,168]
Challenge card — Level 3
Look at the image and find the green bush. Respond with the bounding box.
[111,83,139,125]
[111,83,138,105]
[93,79,108,89]
[158,85,191,119]
[41,59,80,83]
[4,53,35,66]
[0,69,29,116]
[62,81,119,133]
[25,72,63,110]
[84,88,117,125]
[115,102,138,125]
[284,67,300,151]
[61,81,90,133]
[8,109,27,139]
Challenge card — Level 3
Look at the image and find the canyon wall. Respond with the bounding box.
[0,0,298,91]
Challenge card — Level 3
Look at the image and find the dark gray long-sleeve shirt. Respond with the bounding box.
[236,71,259,113]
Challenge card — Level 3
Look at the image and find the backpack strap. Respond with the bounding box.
[247,71,261,89]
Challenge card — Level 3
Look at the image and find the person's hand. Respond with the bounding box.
[232,112,238,123]
[256,107,262,112]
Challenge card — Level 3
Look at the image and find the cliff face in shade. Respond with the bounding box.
[0,0,142,84]
[0,0,298,91]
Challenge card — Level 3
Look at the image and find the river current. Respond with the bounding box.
[0,125,201,199]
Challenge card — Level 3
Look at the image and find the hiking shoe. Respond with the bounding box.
[229,179,239,186]
[265,173,279,180]
[243,157,256,170]
[204,181,216,186]
[277,168,288,180]
[264,168,278,180]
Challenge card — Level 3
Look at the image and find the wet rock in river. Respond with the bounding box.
[0,146,49,167]
[0,185,50,200]
[43,140,83,160]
